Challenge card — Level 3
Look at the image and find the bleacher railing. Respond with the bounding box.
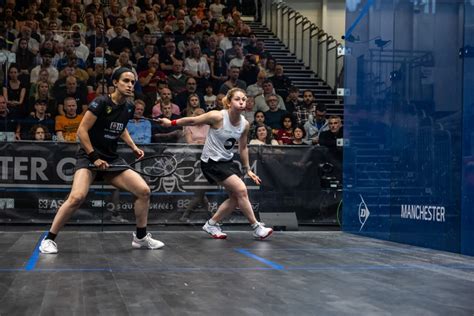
[262,0,344,91]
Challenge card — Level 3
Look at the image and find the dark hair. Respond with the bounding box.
[111,67,135,81]
[293,125,306,138]
[280,113,294,127]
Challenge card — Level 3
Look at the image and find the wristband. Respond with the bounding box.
[88,151,100,163]
[171,119,178,126]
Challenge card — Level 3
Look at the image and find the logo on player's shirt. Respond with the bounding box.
[110,122,124,132]
[89,101,98,110]
[224,138,237,150]
[106,106,112,114]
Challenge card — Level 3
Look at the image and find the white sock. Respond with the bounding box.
[208,219,217,225]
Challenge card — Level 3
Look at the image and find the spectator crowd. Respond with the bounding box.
[0,0,342,151]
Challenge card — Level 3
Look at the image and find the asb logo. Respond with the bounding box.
[358,194,370,231]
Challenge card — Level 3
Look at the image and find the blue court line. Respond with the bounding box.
[1,262,474,273]
[235,248,285,270]
[344,0,375,40]
[25,231,48,271]
[247,247,431,254]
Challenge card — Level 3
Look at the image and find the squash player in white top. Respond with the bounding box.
[158,88,273,239]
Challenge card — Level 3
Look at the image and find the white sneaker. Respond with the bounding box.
[132,233,165,249]
[252,222,273,240]
[202,221,227,239]
[39,239,58,254]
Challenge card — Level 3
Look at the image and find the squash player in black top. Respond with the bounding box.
[39,67,165,254]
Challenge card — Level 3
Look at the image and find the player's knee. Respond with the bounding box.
[68,193,86,207]
[135,186,151,200]
[234,187,248,200]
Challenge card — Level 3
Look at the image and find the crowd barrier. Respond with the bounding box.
[0,142,342,226]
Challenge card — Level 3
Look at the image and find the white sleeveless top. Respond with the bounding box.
[201,110,247,162]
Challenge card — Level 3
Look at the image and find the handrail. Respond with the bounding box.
[262,0,344,92]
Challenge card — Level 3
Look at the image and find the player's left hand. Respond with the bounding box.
[247,170,261,185]
[133,147,145,159]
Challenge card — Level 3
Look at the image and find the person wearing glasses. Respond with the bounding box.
[304,105,329,145]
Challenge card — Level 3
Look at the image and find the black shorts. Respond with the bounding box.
[200,159,243,185]
[75,150,129,181]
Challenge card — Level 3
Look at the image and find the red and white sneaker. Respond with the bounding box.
[202,221,227,239]
[252,222,273,240]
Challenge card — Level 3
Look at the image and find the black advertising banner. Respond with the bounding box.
[0,142,341,225]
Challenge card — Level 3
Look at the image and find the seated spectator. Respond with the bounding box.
[263,93,288,130]
[275,113,294,145]
[86,63,113,99]
[246,70,266,98]
[0,96,20,140]
[151,88,181,118]
[242,95,255,123]
[127,99,152,144]
[210,48,228,93]
[55,97,83,142]
[15,38,36,85]
[17,100,55,140]
[285,85,301,115]
[30,124,52,141]
[264,57,277,78]
[239,54,260,86]
[108,24,134,59]
[209,0,226,20]
[86,23,109,52]
[30,48,59,86]
[294,90,318,126]
[254,80,285,112]
[152,103,183,143]
[71,32,90,62]
[27,80,56,117]
[207,93,225,111]
[86,47,114,76]
[182,93,203,117]
[136,43,160,73]
[55,75,89,116]
[130,20,151,48]
[184,44,211,92]
[3,65,27,115]
[167,60,188,97]
[249,125,279,145]
[244,32,258,54]
[203,83,217,109]
[219,66,247,95]
[178,29,199,57]
[248,110,273,143]
[57,39,87,71]
[134,32,158,61]
[138,57,167,99]
[160,41,183,75]
[269,64,292,100]
[106,17,131,41]
[255,40,272,65]
[113,51,137,78]
[11,25,40,55]
[202,35,219,63]
[291,125,307,145]
[184,108,209,145]
[225,38,246,62]
[175,77,205,112]
[228,45,245,69]
[304,106,329,145]
[319,115,343,162]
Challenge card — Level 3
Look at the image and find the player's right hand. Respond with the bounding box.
[94,159,109,170]
[159,118,171,127]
